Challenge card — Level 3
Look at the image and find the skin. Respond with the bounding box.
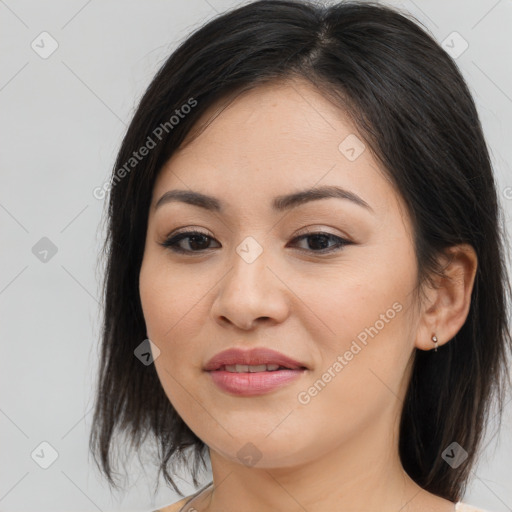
[139,78,478,512]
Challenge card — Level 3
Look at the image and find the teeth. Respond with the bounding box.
[223,363,282,373]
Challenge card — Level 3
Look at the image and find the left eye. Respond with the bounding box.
[291,232,350,253]
[161,230,351,255]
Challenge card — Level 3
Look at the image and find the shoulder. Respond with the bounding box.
[152,496,191,512]
[153,481,214,512]
[456,503,492,512]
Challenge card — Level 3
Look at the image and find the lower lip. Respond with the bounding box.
[206,369,306,396]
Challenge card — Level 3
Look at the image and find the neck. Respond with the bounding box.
[201,410,438,512]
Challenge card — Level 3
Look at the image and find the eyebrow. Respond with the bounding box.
[154,185,374,214]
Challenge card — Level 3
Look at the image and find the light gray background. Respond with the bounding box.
[1,0,511,511]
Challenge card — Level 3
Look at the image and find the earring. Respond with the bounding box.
[432,335,438,352]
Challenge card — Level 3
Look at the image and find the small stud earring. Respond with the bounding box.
[432,335,438,352]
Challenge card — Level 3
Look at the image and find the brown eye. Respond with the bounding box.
[161,231,220,254]
[289,232,351,254]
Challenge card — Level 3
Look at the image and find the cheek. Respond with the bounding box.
[138,252,218,407]
[139,256,204,413]
[310,259,413,340]
[309,246,417,393]
[139,252,206,340]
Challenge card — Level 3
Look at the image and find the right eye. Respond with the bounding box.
[160,230,220,254]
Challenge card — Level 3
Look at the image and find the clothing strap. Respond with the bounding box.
[178,481,214,512]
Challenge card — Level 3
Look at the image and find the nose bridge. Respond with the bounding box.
[229,234,271,293]
[211,234,289,328]
[235,235,266,267]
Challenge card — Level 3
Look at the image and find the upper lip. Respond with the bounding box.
[204,347,308,371]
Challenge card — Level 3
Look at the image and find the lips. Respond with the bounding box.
[204,347,308,372]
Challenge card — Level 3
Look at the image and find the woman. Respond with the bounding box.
[89,1,511,511]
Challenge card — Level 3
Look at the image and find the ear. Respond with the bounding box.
[415,244,478,351]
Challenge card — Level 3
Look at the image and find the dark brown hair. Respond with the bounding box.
[89,0,512,501]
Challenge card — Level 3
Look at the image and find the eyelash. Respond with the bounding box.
[160,229,352,255]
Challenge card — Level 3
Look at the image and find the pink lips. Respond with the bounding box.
[204,347,308,396]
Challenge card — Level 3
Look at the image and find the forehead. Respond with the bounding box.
[174,79,358,164]
[151,79,402,222]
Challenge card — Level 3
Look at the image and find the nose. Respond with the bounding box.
[210,240,291,331]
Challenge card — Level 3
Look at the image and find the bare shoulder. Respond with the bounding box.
[456,504,492,512]
[153,496,191,512]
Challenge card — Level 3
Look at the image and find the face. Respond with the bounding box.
[139,79,422,469]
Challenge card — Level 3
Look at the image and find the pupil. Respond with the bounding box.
[189,234,209,250]
[309,234,329,250]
